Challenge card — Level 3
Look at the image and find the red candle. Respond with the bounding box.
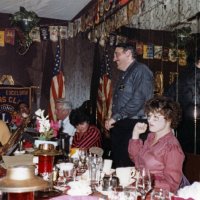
[8,192,34,200]
[38,155,54,174]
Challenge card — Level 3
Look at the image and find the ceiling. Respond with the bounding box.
[0,0,92,21]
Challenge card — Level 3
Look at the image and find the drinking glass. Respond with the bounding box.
[78,149,87,172]
[151,188,170,200]
[136,168,152,200]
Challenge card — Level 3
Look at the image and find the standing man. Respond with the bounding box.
[105,43,154,168]
[55,98,76,156]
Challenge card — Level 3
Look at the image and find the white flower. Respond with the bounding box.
[35,108,58,140]
[35,109,44,117]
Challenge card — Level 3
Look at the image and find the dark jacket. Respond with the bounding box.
[165,65,200,119]
[112,60,154,121]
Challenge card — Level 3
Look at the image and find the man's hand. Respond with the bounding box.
[132,122,148,139]
[105,118,116,131]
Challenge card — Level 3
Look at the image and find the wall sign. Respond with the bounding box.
[0,86,31,123]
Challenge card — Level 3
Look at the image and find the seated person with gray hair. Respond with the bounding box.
[55,98,76,156]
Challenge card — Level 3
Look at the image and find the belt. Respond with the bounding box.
[131,116,147,119]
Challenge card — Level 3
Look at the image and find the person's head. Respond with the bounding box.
[18,102,30,118]
[113,43,136,71]
[69,108,90,134]
[144,96,182,134]
[55,98,72,120]
[195,50,200,68]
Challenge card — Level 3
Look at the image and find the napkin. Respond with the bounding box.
[80,170,89,181]
[176,182,200,200]
[67,180,92,196]
[2,154,34,169]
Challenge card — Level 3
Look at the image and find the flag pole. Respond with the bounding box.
[58,26,62,69]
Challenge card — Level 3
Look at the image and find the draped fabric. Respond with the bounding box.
[97,74,112,127]
[49,44,65,121]
[96,48,112,130]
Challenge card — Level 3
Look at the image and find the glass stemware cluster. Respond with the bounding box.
[135,168,152,200]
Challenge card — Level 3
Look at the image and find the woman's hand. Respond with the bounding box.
[132,122,148,139]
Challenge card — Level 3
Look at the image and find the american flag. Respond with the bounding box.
[49,44,65,121]
[97,48,112,130]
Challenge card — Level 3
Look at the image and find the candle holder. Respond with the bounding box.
[0,165,48,200]
[34,143,61,174]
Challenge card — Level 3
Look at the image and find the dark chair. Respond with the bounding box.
[183,153,200,183]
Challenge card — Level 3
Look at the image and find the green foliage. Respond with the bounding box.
[10,6,39,33]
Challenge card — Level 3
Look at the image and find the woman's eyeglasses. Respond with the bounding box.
[147,114,165,121]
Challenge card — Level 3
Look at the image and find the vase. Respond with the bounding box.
[34,139,58,148]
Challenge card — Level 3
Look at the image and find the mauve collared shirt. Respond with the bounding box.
[128,132,185,193]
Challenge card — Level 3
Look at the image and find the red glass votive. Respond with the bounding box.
[8,192,34,200]
[38,155,54,174]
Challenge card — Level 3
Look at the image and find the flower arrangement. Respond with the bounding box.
[35,109,59,140]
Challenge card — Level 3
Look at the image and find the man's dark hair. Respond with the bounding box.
[115,43,136,58]
[17,101,29,111]
[69,108,90,127]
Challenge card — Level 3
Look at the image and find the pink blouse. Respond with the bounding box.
[128,132,185,193]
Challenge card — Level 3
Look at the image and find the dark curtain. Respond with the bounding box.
[40,41,54,110]
[89,42,102,125]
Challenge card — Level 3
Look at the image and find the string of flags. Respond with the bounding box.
[0,27,187,66]
[0,0,138,47]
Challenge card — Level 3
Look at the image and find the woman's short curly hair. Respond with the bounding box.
[69,108,90,127]
[144,96,182,129]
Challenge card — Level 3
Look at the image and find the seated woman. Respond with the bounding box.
[69,108,101,149]
[128,96,184,193]
[0,120,11,146]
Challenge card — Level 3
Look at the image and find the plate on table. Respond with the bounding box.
[13,150,26,155]
[67,180,92,196]
[96,185,113,196]
[35,189,62,199]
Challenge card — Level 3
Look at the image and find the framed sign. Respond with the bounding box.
[0,86,31,123]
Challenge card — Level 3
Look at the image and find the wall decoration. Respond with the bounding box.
[162,47,169,61]
[169,72,178,85]
[0,86,31,123]
[0,31,5,47]
[154,71,163,95]
[169,48,177,63]
[39,26,50,41]
[143,43,154,59]
[5,29,15,46]
[154,45,162,59]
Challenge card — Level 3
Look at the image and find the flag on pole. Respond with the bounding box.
[49,44,65,121]
[97,48,112,131]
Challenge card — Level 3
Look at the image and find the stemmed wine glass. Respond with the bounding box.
[136,168,152,200]
[78,149,87,169]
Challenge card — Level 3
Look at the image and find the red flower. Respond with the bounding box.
[50,120,60,137]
